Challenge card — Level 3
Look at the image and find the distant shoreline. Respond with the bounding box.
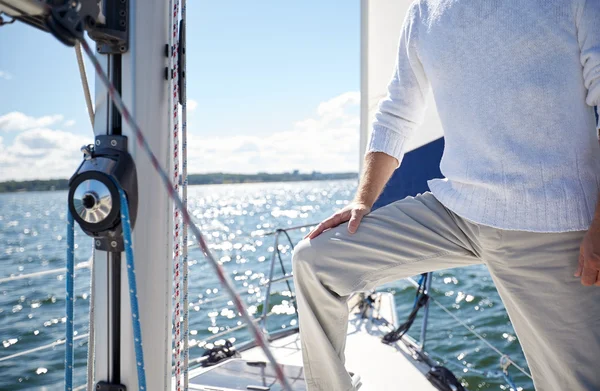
[0,172,358,194]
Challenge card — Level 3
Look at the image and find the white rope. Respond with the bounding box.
[0,334,88,363]
[75,42,94,127]
[427,293,532,380]
[169,0,184,388]
[180,0,189,389]
[0,261,91,284]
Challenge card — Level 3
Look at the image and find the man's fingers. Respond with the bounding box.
[580,266,598,286]
[306,222,328,239]
[305,212,349,239]
[348,209,365,234]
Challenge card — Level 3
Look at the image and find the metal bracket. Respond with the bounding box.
[42,0,128,52]
[95,381,127,391]
[88,0,129,53]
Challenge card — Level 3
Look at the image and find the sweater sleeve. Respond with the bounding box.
[578,0,600,109]
[367,3,431,166]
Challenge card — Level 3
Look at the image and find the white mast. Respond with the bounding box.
[92,0,173,389]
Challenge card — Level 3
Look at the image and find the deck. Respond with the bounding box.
[187,293,438,391]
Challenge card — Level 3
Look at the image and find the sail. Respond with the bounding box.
[360,0,444,169]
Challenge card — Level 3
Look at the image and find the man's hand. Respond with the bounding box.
[304,152,398,240]
[575,220,600,286]
[304,202,371,240]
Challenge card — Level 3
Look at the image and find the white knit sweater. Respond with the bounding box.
[368,0,600,232]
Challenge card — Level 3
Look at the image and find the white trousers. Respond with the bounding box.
[292,192,600,391]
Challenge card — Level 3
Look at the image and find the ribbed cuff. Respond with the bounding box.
[367,125,408,167]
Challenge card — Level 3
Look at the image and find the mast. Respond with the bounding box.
[92,0,173,389]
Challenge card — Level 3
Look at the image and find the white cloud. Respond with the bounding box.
[186,91,360,174]
[0,71,12,80]
[0,127,91,181]
[187,99,198,111]
[0,112,64,132]
[64,119,76,127]
[0,92,359,181]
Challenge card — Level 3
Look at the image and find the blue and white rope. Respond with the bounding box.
[65,211,75,391]
[118,186,147,391]
[65,187,147,390]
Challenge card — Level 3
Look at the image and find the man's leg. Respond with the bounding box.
[483,229,600,391]
[292,192,483,391]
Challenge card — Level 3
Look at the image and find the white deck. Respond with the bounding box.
[188,293,438,391]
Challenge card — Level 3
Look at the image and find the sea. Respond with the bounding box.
[0,180,531,390]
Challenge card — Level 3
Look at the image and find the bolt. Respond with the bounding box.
[120,46,126,52]
[110,139,117,147]
[95,140,101,146]
[95,240,101,247]
[111,241,118,248]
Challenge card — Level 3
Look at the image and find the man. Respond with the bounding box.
[292,1,600,390]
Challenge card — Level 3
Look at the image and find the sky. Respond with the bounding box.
[0,1,360,181]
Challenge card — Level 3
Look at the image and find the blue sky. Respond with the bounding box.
[0,1,361,180]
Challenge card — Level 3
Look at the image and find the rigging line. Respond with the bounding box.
[75,42,95,127]
[65,211,75,391]
[426,293,532,380]
[78,38,293,391]
[0,334,89,363]
[0,261,92,284]
[180,0,189,389]
[168,0,183,389]
[261,222,318,236]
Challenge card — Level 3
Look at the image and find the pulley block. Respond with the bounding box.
[68,134,137,252]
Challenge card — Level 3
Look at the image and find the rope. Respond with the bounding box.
[78,38,292,391]
[118,186,147,391]
[65,211,75,391]
[180,0,189,389]
[382,273,429,344]
[168,0,184,388]
[75,42,94,127]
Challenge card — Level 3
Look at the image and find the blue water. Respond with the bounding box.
[0,180,531,390]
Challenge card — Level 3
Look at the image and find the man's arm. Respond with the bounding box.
[576,197,600,286]
[306,152,397,239]
[574,0,600,286]
[353,152,399,208]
